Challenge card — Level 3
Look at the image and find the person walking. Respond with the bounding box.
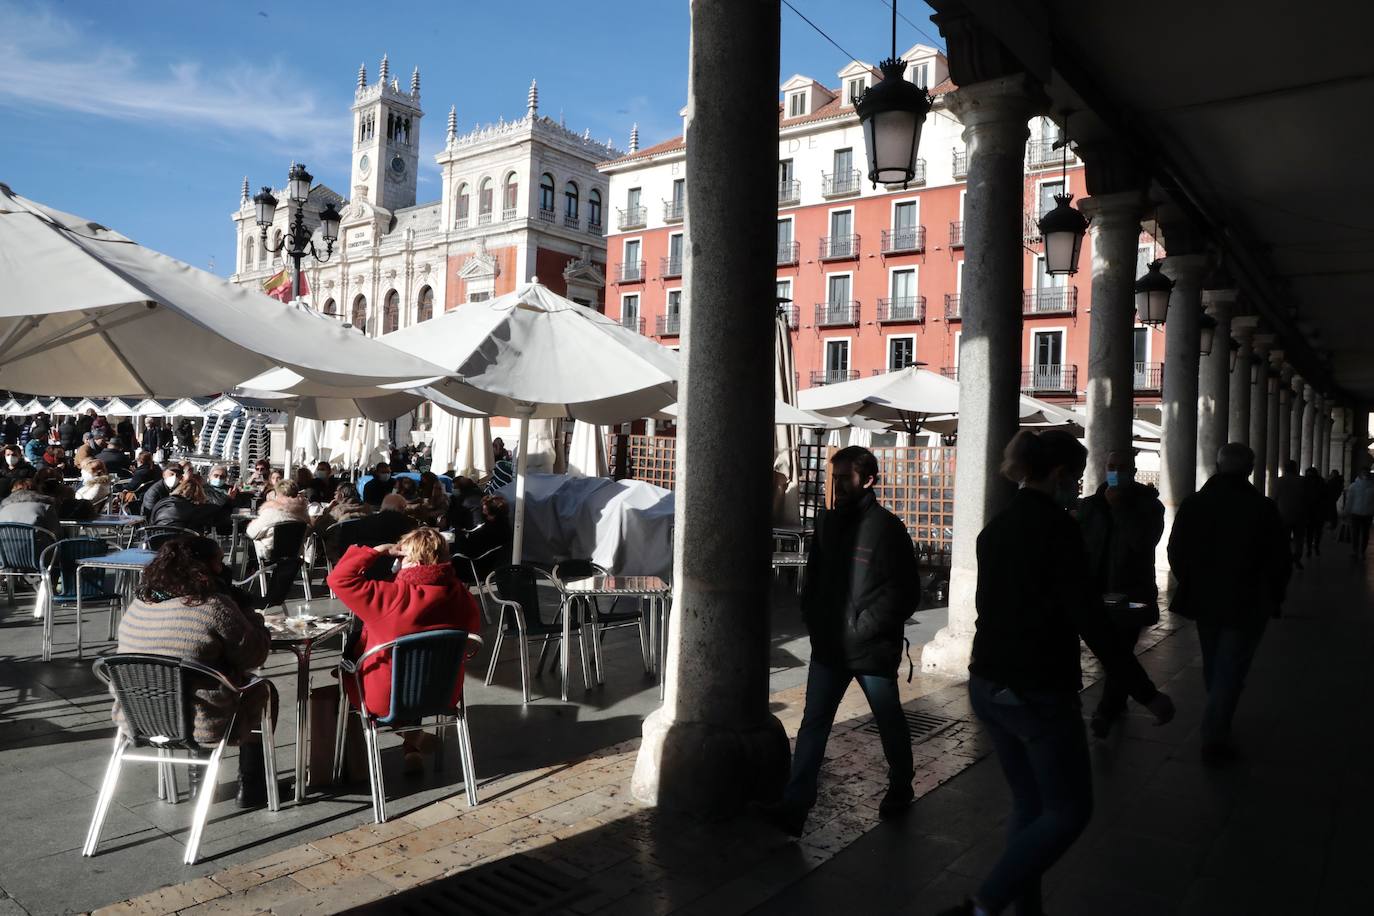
[1168,443,1290,762]
[942,430,1174,916]
[761,445,921,837]
[1301,467,1327,558]
[1075,448,1165,738]
[1273,460,1309,569]
[1345,466,1374,562]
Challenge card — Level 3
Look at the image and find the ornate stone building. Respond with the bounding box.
[231,55,618,335]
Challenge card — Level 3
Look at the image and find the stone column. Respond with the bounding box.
[633,0,789,814]
[1301,386,1318,469]
[1329,406,1346,479]
[1276,365,1293,474]
[1228,317,1258,444]
[1290,374,1306,469]
[1248,334,1274,489]
[1319,402,1334,474]
[921,73,1044,676]
[1156,253,1208,573]
[1080,192,1146,493]
[1265,352,1283,495]
[1196,292,1234,482]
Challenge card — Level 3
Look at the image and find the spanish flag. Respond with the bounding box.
[262,269,291,302]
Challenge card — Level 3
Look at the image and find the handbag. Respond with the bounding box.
[307,685,367,787]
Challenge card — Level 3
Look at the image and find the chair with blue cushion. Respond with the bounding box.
[0,522,55,612]
[333,628,483,823]
[38,538,124,661]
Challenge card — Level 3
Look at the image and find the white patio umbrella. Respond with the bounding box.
[0,183,450,397]
[378,280,679,562]
[800,365,1040,433]
[454,418,493,480]
[654,398,841,428]
[566,420,608,478]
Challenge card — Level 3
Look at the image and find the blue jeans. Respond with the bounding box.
[969,675,1093,916]
[1196,618,1266,746]
[783,660,912,809]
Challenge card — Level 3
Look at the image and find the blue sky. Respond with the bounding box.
[1,0,940,277]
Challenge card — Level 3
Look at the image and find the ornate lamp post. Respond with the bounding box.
[1198,312,1218,357]
[253,163,341,302]
[855,1,932,189]
[1036,113,1088,276]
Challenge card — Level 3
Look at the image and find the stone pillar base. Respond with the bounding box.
[631,707,790,815]
[920,568,975,677]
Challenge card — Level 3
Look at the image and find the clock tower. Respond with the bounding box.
[349,54,423,212]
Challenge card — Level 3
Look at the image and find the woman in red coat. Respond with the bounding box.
[327,527,480,772]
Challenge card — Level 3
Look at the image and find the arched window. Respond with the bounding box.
[455,183,470,226]
[383,290,400,334]
[416,286,433,323]
[503,173,518,216]
[242,236,254,271]
[564,181,579,222]
[478,178,493,222]
[539,173,555,213]
[588,189,603,230]
[351,294,367,331]
[322,298,337,317]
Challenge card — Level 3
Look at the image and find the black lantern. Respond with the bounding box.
[1228,338,1241,373]
[318,201,342,245]
[252,186,278,228]
[1134,260,1173,326]
[1198,312,1218,357]
[287,162,313,203]
[257,162,336,305]
[856,2,932,189]
[1037,113,1088,276]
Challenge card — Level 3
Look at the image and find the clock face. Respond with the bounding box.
[390,155,406,175]
[358,154,371,176]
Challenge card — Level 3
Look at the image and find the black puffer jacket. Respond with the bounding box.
[801,490,920,676]
[1076,480,1165,614]
[147,496,226,532]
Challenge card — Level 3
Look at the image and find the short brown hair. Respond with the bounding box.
[398,526,447,567]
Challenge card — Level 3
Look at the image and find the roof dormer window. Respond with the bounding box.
[847,77,866,104]
[908,60,930,88]
[787,91,807,118]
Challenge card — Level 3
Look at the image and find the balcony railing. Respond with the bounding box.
[778,303,799,329]
[563,213,580,229]
[881,226,926,254]
[617,260,646,282]
[877,296,925,323]
[885,158,927,186]
[953,149,968,179]
[1023,287,1078,317]
[1021,364,1079,393]
[819,234,861,260]
[1133,362,1164,392]
[1027,138,1077,170]
[940,366,959,380]
[660,255,682,278]
[617,206,647,230]
[537,206,556,223]
[477,211,493,226]
[950,220,965,248]
[1023,212,1044,243]
[454,215,469,229]
[502,206,518,222]
[944,293,961,321]
[821,169,862,197]
[811,369,860,386]
[778,179,801,205]
[663,199,684,222]
[776,240,800,265]
[657,314,681,337]
[815,300,860,327]
[587,218,603,235]
[620,314,645,334]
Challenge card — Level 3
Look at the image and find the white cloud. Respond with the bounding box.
[0,2,345,160]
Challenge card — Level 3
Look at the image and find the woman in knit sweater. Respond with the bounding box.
[114,536,276,807]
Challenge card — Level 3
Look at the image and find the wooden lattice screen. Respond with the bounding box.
[608,434,678,490]
[868,446,957,559]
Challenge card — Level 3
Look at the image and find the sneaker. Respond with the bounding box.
[756,800,807,837]
[878,782,915,819]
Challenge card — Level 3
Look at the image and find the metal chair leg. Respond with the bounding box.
[261,707,280,813]
[184,740,228,865]
[457,709,479,807]
[434,717,447,773]
[363,722,387,823]
[536,638,551,677]
[483,620,506,686]
[332,682,350,784]
[5,575,13,605]
[83,736,129,856]
[516,623,532,705]
[636,619,652,674]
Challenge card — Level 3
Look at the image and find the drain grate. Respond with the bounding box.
[355,855,587,916]
[855,709,955,744]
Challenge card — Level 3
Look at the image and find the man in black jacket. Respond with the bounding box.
[762,446,921,836]
[1076,449,1165,737]
[1168,442,1290,761]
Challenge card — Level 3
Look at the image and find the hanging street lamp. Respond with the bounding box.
[1036,113,1089,275]
[1198,312,1218,357]
[856,1,932,189]
[1228,338,1241,374]
[253,162,342,304]
[1134,260,1174,326]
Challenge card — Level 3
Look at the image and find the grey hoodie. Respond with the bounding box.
[0,490,61,537]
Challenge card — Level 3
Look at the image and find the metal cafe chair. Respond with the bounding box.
[249,522,311,611]
[552,559,651,684]
[453,543,506,624]
[484,564,592,704]
[0,522,55,611]
[38,537,124,661]
[139,525,193,551]
[83,654,278,865]
[333,629,483,823]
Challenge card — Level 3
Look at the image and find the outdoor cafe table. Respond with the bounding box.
[262,614,351,804]
[558,575,671,700]
[61,514,144,548]
[63,547,156,660]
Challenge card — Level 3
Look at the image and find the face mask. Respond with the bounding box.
[1105,470,1120,488]
[209,477,227,489]
[376,473,391,482]
[81,470,95,483]
[163,475,178,487]
[4,455,18,468]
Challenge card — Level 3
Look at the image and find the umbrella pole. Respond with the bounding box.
[511,411,532,565]
[283,409,296,478]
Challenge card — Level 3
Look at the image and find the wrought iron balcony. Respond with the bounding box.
[617,206,647,230]
[778,179,801,205]
[877,296,925,323]
[620,314,645,334]
[953,149,968,179]
[1023,287,1078,317]
[821,169,862,197]
[502,207,518,222]
[537,206,556,223]
[663,199,684,222]
[811,369,860,386]
[944,293,961,321]
[881,226,926,254]
[940,366,959,380]
[819,234,861,260]
[563,213,580,229]
[660,255,682,278]
[885,158,927,186]
[815,300,859,327]
[617,260,646,283]
[1133,362,1164,392]
[657,314,681,336]
[778,303,799,329]
[1023,212,1044,243]
[1027,138,1077,170]
[776,240,800,266]
[1021,364,1079,394]
[950,220,965,248]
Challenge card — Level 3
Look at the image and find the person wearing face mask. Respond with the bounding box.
[75,458,112,503]
[944,430,1175,916]
[141,465,183,517]
[1074,448,1165,739]
[0,444,35,501]
[94,437,131,477]
[760,446,921,837]
[362,462,395,507]
[307,461,337,503]
[126,451,161,491]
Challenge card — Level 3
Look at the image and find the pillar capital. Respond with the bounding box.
[1077,142,1150,198]
[1230,315,1260,343]
[1251,333,1276,358]
[1280,364,1294,384]
[1202,290,1236,320]
[1162,252,1210,287]
[945,73,1047,156]
[1304,384,1317,400]
[1291,373,1305,395]
[1078,191,1147,230]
